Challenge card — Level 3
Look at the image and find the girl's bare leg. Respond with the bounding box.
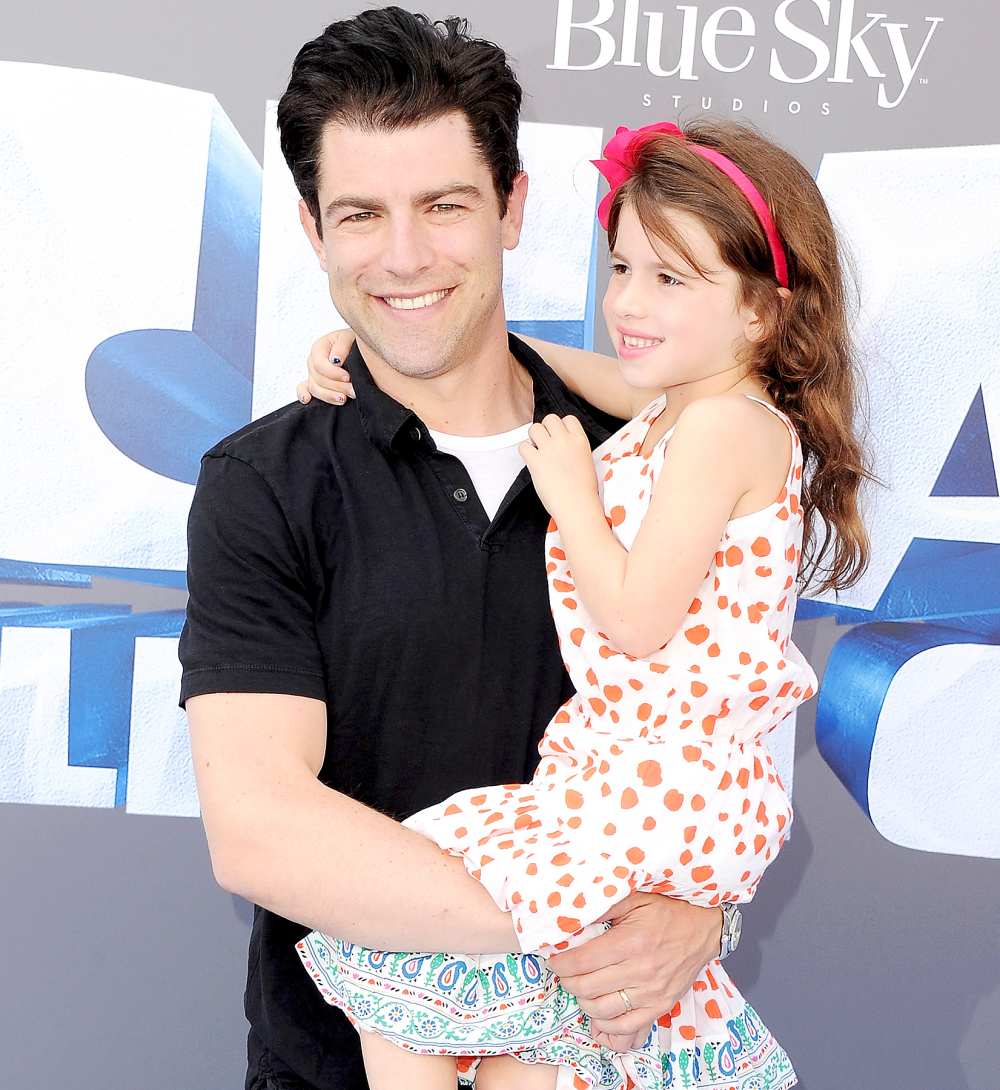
[475,1054,560,1090]
[358,1030,457,1090]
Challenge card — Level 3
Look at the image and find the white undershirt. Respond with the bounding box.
[427,424,532,520]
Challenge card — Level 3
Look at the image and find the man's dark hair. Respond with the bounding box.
[277,6,523,236]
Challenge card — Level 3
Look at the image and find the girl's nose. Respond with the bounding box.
[613,283,646,321]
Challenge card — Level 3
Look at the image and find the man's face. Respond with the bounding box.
[300,111,527,378]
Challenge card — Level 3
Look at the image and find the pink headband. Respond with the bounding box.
[592,122,789,289]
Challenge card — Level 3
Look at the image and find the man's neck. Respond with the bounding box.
[360,322,535,437]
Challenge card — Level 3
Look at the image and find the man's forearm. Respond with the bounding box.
[216,776,518,953]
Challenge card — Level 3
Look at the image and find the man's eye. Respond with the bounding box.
[432,204,461,213]
[343,212,374,224]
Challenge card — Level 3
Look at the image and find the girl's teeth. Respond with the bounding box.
[384,289,449,310]
[623,335,662,348]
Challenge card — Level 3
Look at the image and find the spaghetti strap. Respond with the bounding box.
[741,393,796,439]
[741,393,800,489]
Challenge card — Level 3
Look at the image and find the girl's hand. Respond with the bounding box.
[296,330,356,405]
[518,414,598,519]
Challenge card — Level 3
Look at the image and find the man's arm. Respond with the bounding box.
[188,690,519,953]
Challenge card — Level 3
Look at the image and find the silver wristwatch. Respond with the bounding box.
[719,902,743,960]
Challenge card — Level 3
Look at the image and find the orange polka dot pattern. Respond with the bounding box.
[404,394,817,1060]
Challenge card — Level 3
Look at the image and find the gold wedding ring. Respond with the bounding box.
[617,987,634,1015]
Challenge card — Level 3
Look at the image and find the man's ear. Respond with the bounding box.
[299,199,328,272]
[501,172,529,252]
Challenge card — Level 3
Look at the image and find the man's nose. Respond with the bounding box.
[380,215,435,281]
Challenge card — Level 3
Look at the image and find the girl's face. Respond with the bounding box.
[602,202,760,391]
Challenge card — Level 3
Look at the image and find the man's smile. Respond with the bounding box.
[374,287,456,313]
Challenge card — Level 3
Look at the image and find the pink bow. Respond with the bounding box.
[591,123,683,231]
[591,122,789,288]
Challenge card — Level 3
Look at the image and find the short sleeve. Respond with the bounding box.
[178,452,327,708]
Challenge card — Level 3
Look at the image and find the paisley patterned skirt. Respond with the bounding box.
[295,931,797,1090]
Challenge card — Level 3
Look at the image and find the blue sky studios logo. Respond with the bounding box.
[550,0,943,109]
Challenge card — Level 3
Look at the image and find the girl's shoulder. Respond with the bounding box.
[671,392,794,453]
[667,393,799,512]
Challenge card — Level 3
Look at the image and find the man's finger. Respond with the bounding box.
[595,1031,639,1054]
[575,988,647,1021]
[545,923,622,978]
[594,892,645,926]
[588,1009,658,1038]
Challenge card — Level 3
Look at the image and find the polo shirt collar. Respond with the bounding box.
[348,333,614,453]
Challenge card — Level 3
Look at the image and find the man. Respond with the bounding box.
[180,8,724,1088]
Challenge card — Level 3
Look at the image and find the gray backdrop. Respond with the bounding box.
[2,3,998,1089]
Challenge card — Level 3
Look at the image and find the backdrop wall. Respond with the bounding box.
[1,2,998,1088]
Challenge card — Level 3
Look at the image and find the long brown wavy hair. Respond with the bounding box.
[606,119,874,595]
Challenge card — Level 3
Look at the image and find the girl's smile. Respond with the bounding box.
[617,326,666,359]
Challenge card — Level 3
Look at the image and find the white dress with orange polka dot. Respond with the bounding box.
[297,393,815,1090]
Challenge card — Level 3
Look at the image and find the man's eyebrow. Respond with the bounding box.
[412,183,485,206]
[323,195,386,218]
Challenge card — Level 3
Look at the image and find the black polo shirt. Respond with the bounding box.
[178,334,619,1089]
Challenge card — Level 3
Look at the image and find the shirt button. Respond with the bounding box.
[409,426,422,441]
[453,488,468,502]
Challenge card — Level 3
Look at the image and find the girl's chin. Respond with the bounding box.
[616,358,670,387]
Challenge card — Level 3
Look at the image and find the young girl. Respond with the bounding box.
[294,119,870,1090]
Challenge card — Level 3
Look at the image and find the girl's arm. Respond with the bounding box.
[525,396,766,658]
[298,331,661,421]
[519,335,659,421]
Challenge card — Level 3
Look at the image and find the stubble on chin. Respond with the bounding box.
[350,290,502,380]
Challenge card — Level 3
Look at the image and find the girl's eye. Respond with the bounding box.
[659,273,681,286]
[609,263,628,275]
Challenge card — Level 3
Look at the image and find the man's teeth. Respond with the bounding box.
[623,334,662,348]
[383,289,450,310]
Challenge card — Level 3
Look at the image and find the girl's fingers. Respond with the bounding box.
[308,328,354,376]
[296,382,311,405]
[327,328,355,354]
[308,380,346,405]
[329,371,357,398]
[312,372,352,393]
[312,357,340,378]
[310,361,356,399]
[528,422,549,447]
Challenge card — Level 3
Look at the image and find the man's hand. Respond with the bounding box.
[546,893,722,1052]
